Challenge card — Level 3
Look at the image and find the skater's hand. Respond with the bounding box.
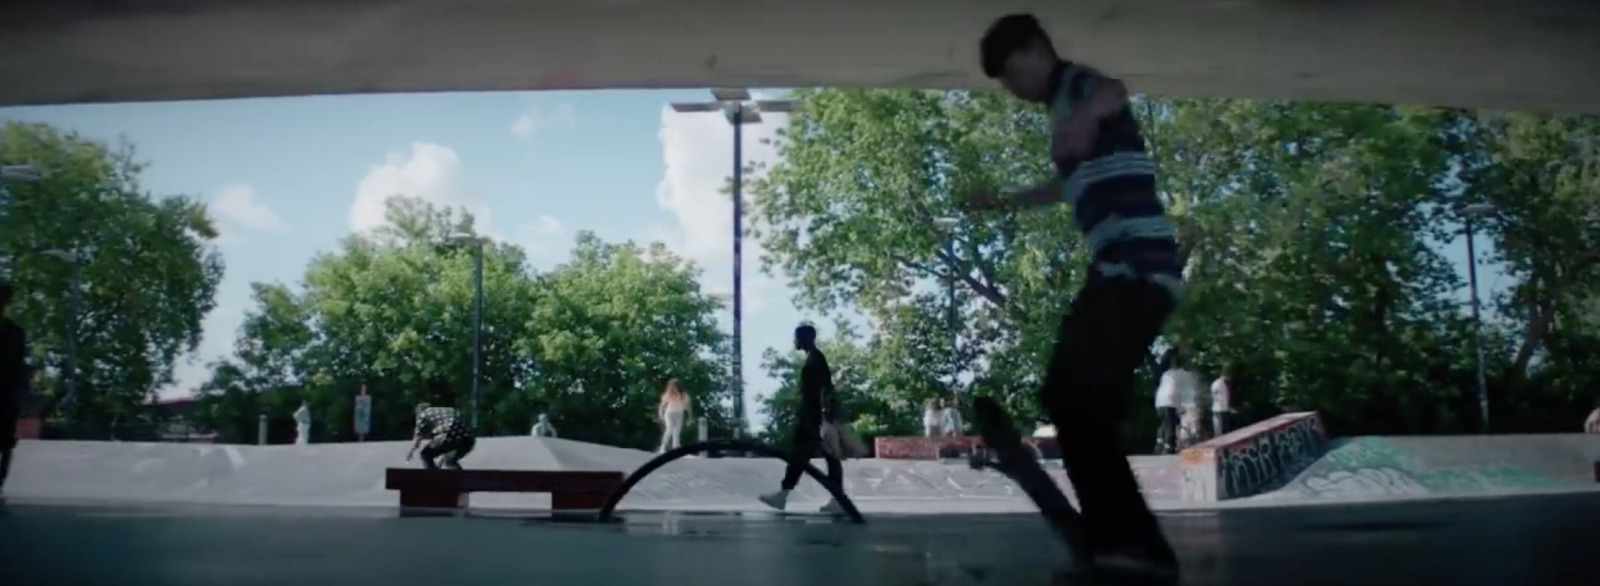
[1051,114,1098,164]
[962,190,1008,212]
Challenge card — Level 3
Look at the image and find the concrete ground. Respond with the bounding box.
[3,492,1597,586]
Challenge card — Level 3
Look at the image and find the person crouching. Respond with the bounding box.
[406,402,476,470]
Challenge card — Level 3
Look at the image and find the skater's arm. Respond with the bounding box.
[406,413,428,459]
[1004,177,1066,209]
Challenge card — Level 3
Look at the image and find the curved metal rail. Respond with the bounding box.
[596,439,865,524]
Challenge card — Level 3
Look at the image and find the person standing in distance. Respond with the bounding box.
[530,412,557,438]
[966,13,1182,580]
[1210,369,1233,436]
[0,283,28,494]
[292,399,313,445]
[759,324,847,514]
[1153,354,1181,455]
[407,402,476,470]
[656,379,692,453]
[353,384,373,442]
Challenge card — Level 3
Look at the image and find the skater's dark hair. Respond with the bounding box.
[794,323,818,347]
[0,282,11,306]
[980,13,1056,78]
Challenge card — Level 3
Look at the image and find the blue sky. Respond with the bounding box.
[0,90,811,430]
[0,90,1508,432]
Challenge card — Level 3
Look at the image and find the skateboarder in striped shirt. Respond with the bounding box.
[966,13,1182,581]
[406,402,476,470]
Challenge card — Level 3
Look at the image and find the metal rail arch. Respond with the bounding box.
[596,439,865,524]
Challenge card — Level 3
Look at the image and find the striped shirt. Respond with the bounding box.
[1048,61,1182,300]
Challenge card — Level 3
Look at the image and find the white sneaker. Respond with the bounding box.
[818,498,845,515]
[758,490,790,511]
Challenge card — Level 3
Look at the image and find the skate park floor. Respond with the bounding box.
[3,492,1598,586]
[4,435,1599,584]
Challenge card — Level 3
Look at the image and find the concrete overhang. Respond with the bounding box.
[2,0,1599,113]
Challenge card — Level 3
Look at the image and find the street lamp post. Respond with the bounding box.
[668,89,797,436]
[41,249,81,412]
[450,235,487,431]
[1460,202,1494,433]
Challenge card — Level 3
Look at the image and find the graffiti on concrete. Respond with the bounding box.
[1212,413,1326,499]
[1300,467,1429,498]
[1316,437,1560,492]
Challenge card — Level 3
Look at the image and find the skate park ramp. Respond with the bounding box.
[4,436,1171,513]
[6,431,1596,513]
[1248,434,1600,504]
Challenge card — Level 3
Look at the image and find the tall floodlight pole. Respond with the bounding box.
[450,235,487,430]
[41,249,81,412]
[933,217,961,396]
[1460,202,1494,433]
[669,89,798,436]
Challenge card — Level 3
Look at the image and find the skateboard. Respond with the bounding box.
[969,397,1180,585]
[967,397,1091,566]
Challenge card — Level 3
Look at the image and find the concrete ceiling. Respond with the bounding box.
[2,0,1599,113]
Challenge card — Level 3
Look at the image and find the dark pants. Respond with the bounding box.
[420,437,476,470]
[780,420,842,491]
[0,409,16,492]
[1039,276,1176,561]
[1212,411,1231,437]
[1156,407,1180,454]
[0,444,12,492]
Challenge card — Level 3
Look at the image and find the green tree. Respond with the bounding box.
[748,89,1082,423]
[750,89,1504,443]
[523,231,734,448]
[1459,112,1600,430]
[0,122,224,435]
[196,196,735,448]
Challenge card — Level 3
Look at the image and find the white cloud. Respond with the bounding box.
[518,214,568,258]
[510,103,577,139]
[525,214,563,237]
[652,93,790,315]
[212,184,288,234]
[349,142,497,236]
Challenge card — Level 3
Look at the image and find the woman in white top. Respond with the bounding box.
[923,397,943,437]
[656,379,692,453]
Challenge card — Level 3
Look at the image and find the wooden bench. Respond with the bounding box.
[385,468,626,511]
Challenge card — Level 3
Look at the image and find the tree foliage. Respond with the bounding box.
[750,90,1600,444]
[1,122,223,433]
[194,197,735,448]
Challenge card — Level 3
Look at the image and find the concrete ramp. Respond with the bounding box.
[6,437,1180,513]
[5,437,567,509]
[1258,434,1600,502]
[1178,412,1329,502]
[11,431,1589,512]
